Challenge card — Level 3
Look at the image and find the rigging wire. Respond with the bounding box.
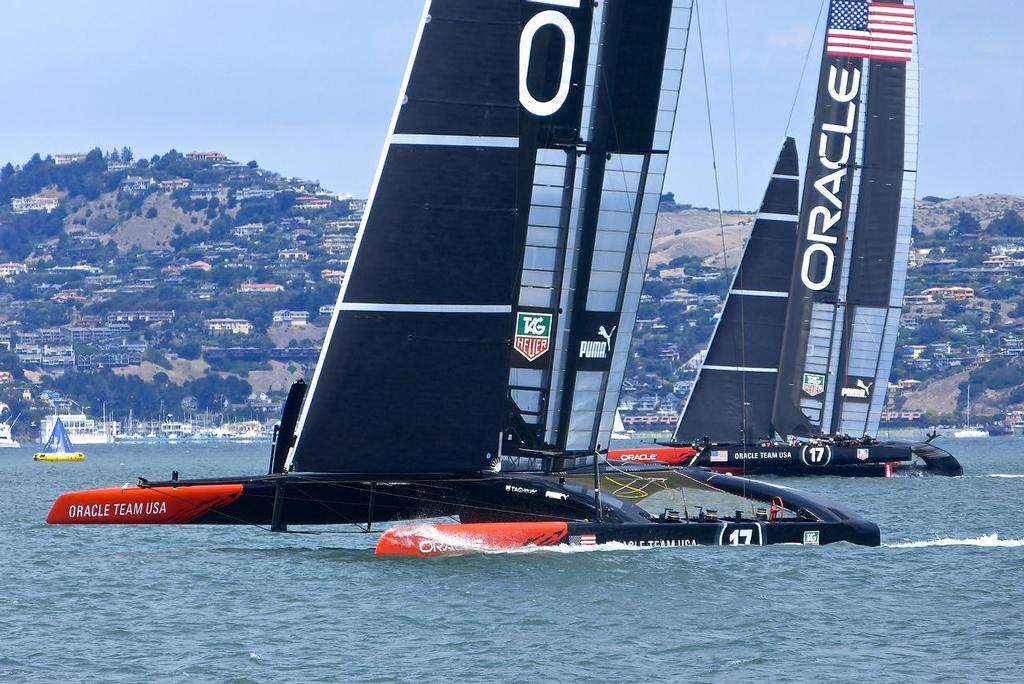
[695,0,748,492]
[784,0,828,136]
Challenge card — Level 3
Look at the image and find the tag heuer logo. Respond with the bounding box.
[802,372,826,397]
[514,312,552,362]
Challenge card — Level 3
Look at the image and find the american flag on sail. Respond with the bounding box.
[826,1,915,63]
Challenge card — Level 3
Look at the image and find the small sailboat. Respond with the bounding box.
[610,411,634,441]
[954,386,989,438]
[34,418,86,462]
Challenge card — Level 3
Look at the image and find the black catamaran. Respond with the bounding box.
[47,0,881,552]
[613,0,961,477]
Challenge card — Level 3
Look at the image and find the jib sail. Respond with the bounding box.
[772,0,918,439]
[286,1,692,474]
[674,138,800,444]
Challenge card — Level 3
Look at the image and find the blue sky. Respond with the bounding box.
[0,1,1019,210]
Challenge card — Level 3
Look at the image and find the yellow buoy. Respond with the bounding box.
[34,452,86,462]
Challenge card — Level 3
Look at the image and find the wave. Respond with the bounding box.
[987,474,1024,479]
[886,532,1024,548]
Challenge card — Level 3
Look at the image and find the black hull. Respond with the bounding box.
[689,440,962,477]
[47,468,880,547]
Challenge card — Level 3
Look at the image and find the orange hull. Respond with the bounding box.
[606,445,697,466]
[375,522,569,557]
[46,484,244,524]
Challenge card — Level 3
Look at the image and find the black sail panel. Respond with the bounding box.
[675,138,799,444]
[772,54,864,438]
[288,0,593,474]
[773,0,917,438]
[504,0,693,459]
[830,20,915,436]
[552,0,691,455]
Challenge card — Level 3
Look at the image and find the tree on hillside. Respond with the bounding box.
[988,209,1024,237]
[950,212,981,236]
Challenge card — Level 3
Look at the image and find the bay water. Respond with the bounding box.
[1,439,1022,682]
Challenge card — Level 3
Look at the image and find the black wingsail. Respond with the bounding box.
[772,0,917,439]
[506,0,694,460]
[287,1,594,474]
[285,0,693,474]
[674,138,800,444]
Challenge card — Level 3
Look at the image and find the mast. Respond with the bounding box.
[772,0,917,439]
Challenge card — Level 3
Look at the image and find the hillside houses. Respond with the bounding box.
[186,151,227,162]
[120,175,154,195]
[206,318,253,335]
[12,195,60,213]
[238,282,284,294]
[272,310,309,327]
[54,153,86,165]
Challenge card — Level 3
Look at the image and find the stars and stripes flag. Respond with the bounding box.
[826,1,915,62]
[568,534,597,546]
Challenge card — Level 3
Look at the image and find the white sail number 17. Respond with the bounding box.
[520,0,582,117]
[728,529,754,545]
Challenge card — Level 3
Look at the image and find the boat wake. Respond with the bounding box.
[987,474,1024,479]
[886,533,1024,548]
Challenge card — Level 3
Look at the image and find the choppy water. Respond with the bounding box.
[2,438,1022,682]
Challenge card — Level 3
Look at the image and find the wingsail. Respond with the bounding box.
[288,0,697,473]
[772,0,918,438]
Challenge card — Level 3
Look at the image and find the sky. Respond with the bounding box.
[0,0,1021,211]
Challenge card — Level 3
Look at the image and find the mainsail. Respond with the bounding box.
[773,0,918,438]
[674,138,800,444]
[287,0,694,474]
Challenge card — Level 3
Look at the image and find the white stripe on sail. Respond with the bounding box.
[390,134,519,149]
[702,365,778,373]
[338,303,511,314]
[730,289,788,298]
[756,212,799,222]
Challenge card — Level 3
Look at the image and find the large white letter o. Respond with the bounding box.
[519,10,576,117]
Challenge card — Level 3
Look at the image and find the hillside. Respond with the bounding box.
[1,146,1022,435]
[0,148,353,435]
[631,194,1024,428]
